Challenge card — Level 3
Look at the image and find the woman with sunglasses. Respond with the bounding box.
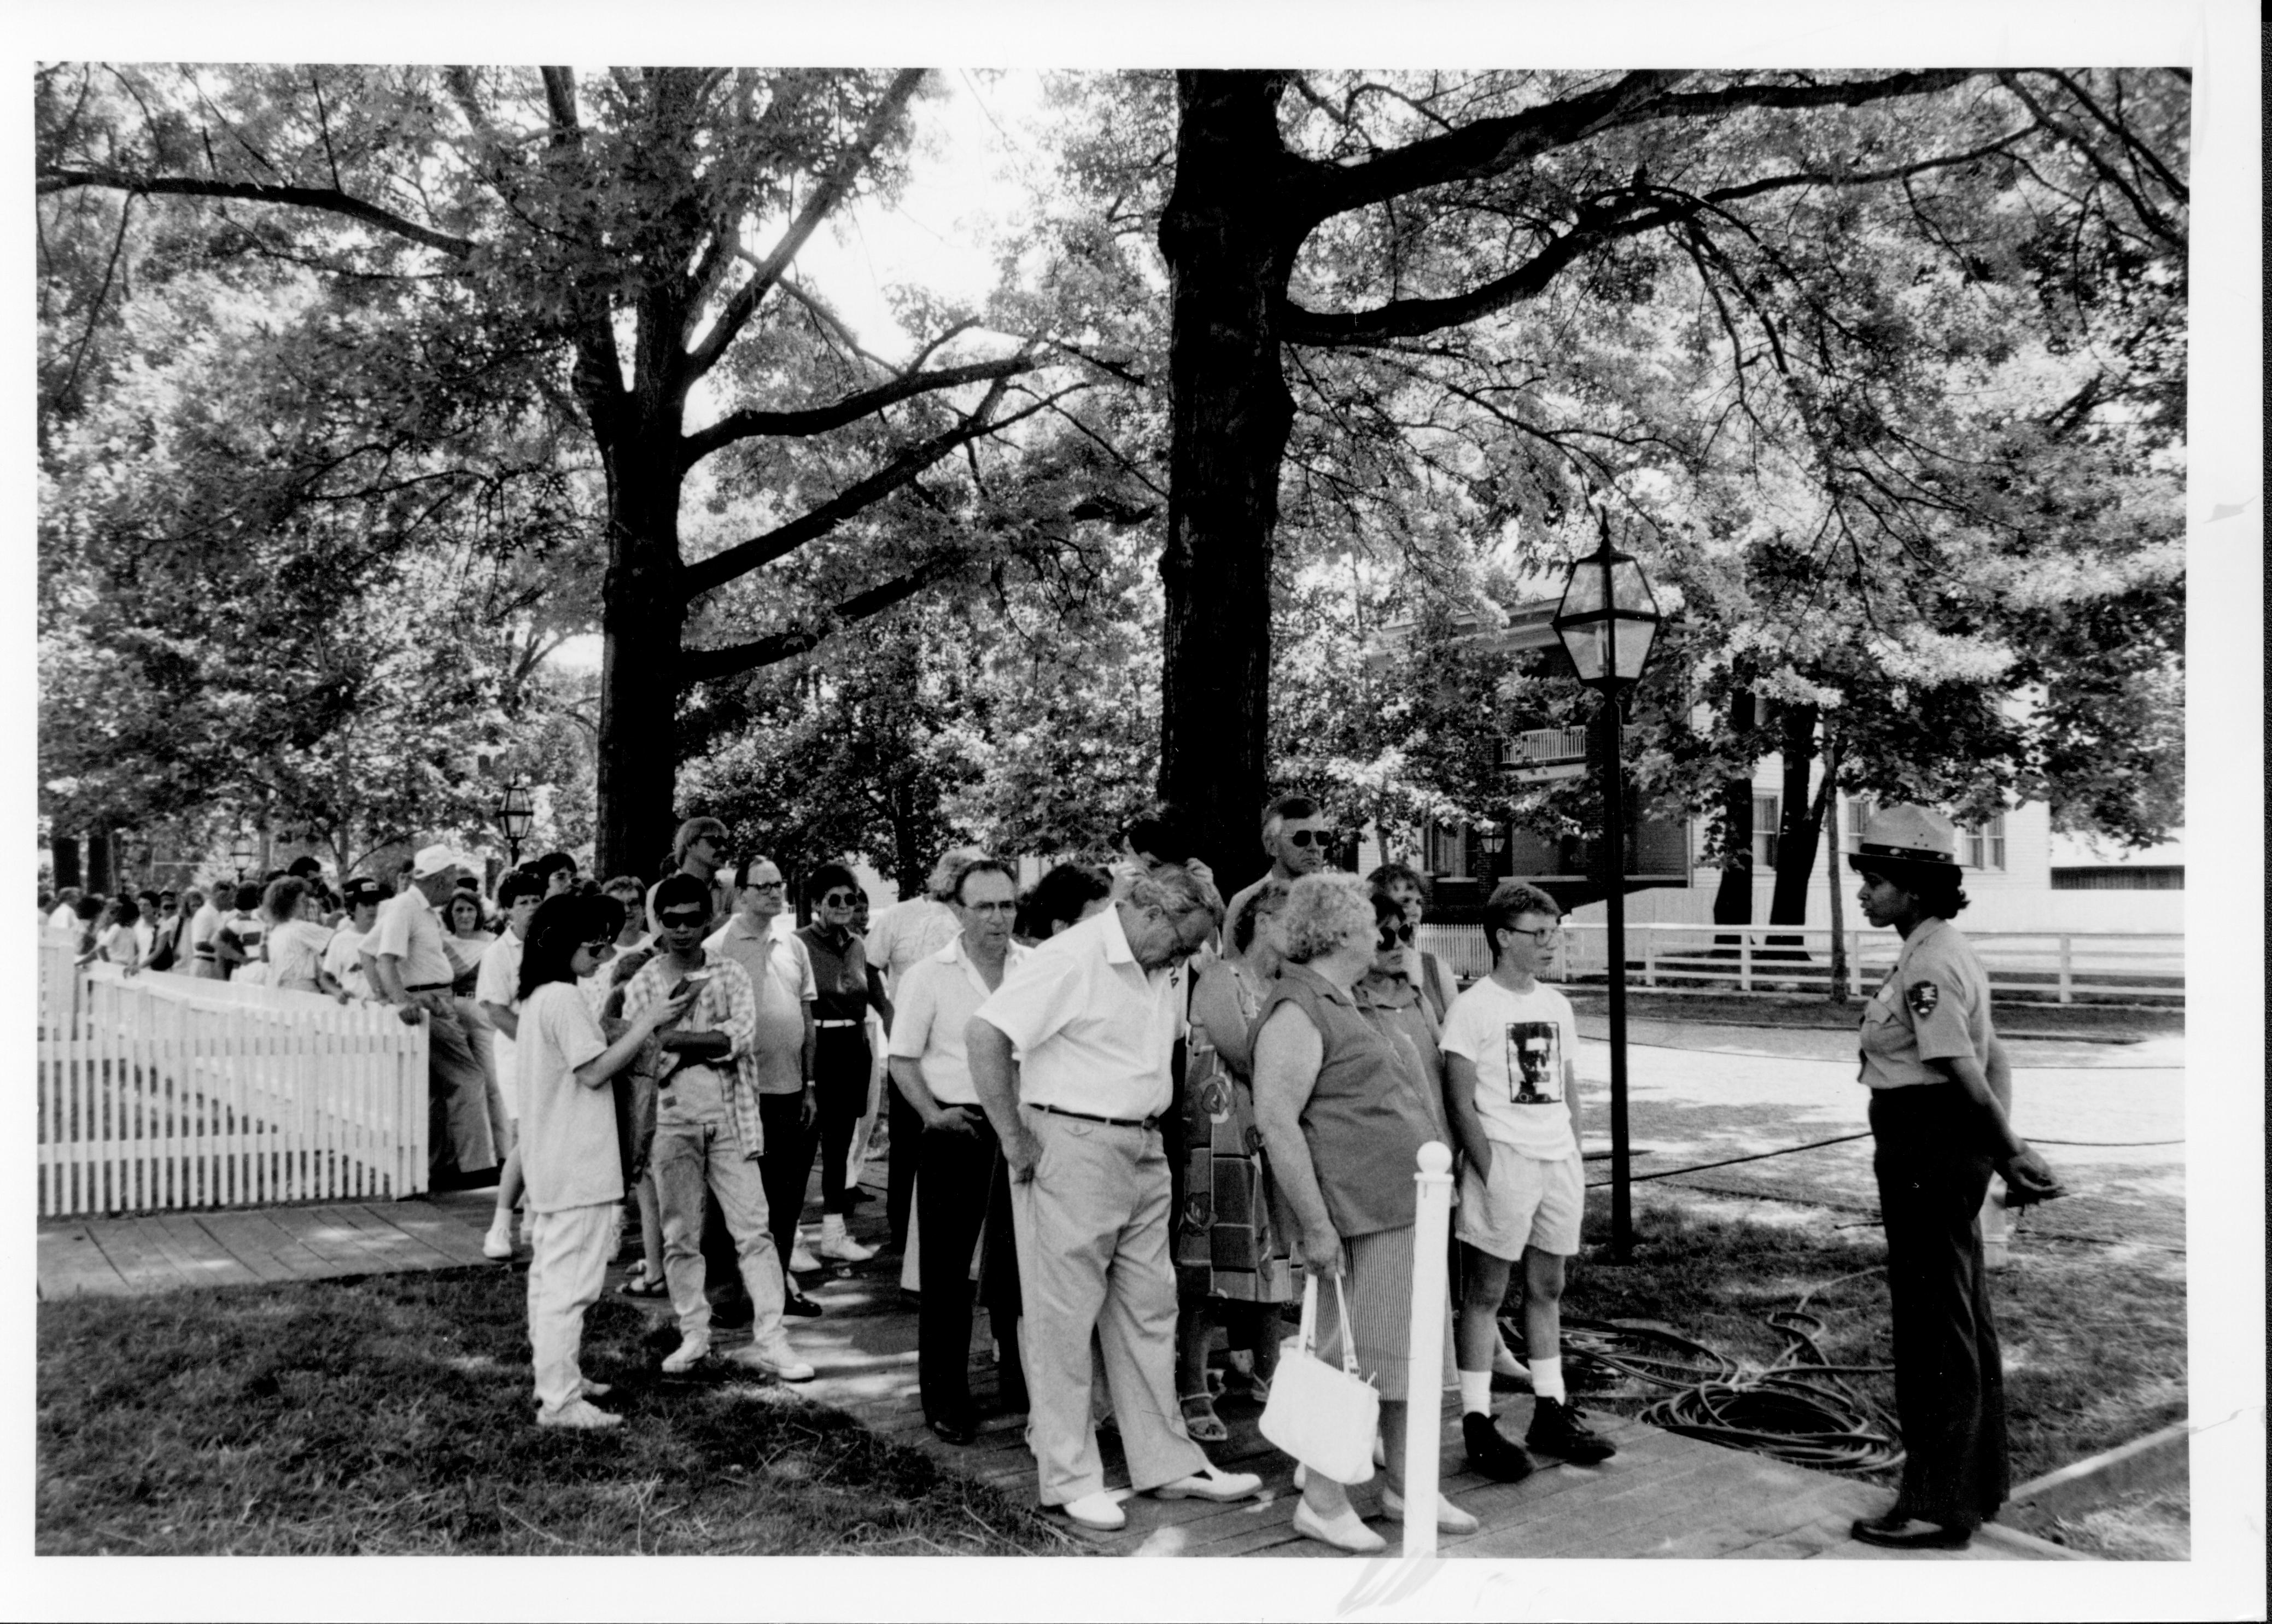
[796,864,893,1263]
[514,893,693,1430]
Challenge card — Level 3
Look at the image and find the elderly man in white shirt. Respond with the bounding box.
[887,857,1033,1444]
[369,843,501,1188]
[966,863,1262,1532]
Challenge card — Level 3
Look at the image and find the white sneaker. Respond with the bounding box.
[1060,1491,1126,1531]
[812,1227,875,1264]
[536,1398,622,1431]
[1292,1498,1386,1553]
[727,1345,816,1382]
[789,1236,821,1272]
[1152,1462,1263,1503]
[482,1217,514,1260]
[661,1335,711,1374]
[1381,1484,1479,1534]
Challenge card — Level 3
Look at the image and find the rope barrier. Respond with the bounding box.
[1584,1128,2182,1190]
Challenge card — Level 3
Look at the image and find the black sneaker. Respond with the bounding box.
[1462,1411,1535,1482]
[1525,1397,1617,1464]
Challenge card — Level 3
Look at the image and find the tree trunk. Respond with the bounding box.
[592,430,688,880]
[1768,703,1824,927]
[1711,687,1757,930]
[86,826,113,895]
[1157,71,1302,890]
[1823,733,1849,1002]
[50,832,80,891]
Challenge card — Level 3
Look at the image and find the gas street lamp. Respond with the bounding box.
[495,782,535,869]
[1552,530,1663,1261]
[230,832,255,882]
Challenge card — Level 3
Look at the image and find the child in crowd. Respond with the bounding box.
[1441,880,1617,1480]
[515,892,691,1430]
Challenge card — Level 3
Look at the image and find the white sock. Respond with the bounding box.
[1530,1356,1566,1404]
[1457,1370,1493,1416]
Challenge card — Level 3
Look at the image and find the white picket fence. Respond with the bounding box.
[37,930,430,1217]
[1416,921,2183,1004]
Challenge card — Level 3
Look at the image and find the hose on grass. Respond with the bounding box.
[1584,1129,2182,1191]
[1537,1308,1905,1476]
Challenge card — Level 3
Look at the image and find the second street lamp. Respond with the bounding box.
[496,782,535,869]
[1551,528,1663,1262]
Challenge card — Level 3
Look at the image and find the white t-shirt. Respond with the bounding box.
[267,919,334,986]
[1438,975,1581,1161]
[323,926,373,1000]
[516,980,619,1213]
[474,930,527,1112]
[48,904,77,933]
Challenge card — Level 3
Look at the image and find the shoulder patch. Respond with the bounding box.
[1905,980,1940,1017]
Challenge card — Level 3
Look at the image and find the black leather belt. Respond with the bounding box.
[405,981,453,993]
[1030,1102,1160,1131]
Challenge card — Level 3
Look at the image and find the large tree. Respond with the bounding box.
[1153,68,2186,890]
[37,64,1116,873]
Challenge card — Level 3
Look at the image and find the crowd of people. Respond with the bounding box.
[40,794,2046,1553]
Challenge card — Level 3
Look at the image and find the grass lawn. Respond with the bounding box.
[37,1270,1068,1556]
[1545,1189,2188,1557]
[1560,987,2182,1039]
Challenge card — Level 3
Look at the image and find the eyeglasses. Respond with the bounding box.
[658,910,708,929]
[744,880,786,892]
[1283,828,1327,848]
[819,892,859,908]
[580,937,616,955]
[1503,925,1562,944]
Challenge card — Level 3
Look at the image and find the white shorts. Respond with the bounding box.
[1455,1146,1584,1261]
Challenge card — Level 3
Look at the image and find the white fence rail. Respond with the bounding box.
[1416,921,2182,1005]
[38,931,429,1217]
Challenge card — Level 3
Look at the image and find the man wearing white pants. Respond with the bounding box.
[966,864,1262,1532]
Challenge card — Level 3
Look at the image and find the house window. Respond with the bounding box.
[1964,815,2007,872]
[1751,794,1780,872]
[1426,820,1469,879]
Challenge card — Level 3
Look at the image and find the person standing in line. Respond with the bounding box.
[515,891,693,1430]
[47,886,83,933]
[1846,805,2062,1551]
[796,864,891,1264]
[186,883,229,978]
[1366,861,1461,1023]
[622,874,814,1382]
[322,878,386,1001]
[369,844,500,1189]
[643,819,734,935]
[706,856,825,1312]
[887,857,1031,1443]
[1222,794,1333,936]
[96,896,148,972]
[477,871,547,1260]
[866,848,982,1251]
[530,851,581,902]
[1442,881,1616,1483]
[967,863,1261,1532]
[146,889,189,973]
[212,884,268,982]
[264,877,346,998]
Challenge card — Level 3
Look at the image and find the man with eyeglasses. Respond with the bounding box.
[706,857,825,1312]
[620,872,813,1382]
[965,863,1263,1531]
[644,817,734,936]
[796,864,894,1264]
[886,857,1031,1444]
[1224,793,1332,936]
[1440,880,1616,1480]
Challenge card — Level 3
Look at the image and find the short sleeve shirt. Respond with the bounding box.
[888,934,1030,1107]
[706,915,816,1094]
[866,898,961,995]
[971,906,1184,1119]
[474,930,528,1096]
[1858,915,1995,1089]
[516,982,619,1211]
[323,926,372,1000]
[370,889,454,988]
[267,919,333,985]
[1439,975,1581,1161]
[188,902,225,960]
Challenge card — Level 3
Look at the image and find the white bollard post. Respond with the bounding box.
[1403,1141,1456,1558]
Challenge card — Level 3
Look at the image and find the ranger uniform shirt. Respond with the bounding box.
[1857,914,1996,1090]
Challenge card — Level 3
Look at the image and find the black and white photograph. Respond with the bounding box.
[16,3,2261,1620]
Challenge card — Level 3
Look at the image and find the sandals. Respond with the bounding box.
[1179,1392,1230,1444]
[1220,1368,1271,1404]
[618,1263,668,1298]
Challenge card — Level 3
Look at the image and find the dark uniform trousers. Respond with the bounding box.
[917,1106,1024,1427]
[1869,1082,2010,1529]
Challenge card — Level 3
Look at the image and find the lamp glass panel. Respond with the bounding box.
[1557,621,1609,682]
[1609,616,1658,682]
[1609,557,1660,615]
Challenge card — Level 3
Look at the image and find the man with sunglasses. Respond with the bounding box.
[796,864,893,1264]
[620,873,813,1382]
[966,863,1263,1532]
[1440,880,1616,1479]
[1223,793,1332,937]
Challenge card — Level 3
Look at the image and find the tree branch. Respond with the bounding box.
[37,168,474,258]
[676,353,1036,471]
[682,68,928,376]
[680,551,973,682]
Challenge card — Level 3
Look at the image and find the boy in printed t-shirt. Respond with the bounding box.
[1439,881,1617,1480]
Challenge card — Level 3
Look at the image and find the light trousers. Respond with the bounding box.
[651,1067,791,1354]
[527,1201,617,1416]
[1009,1107,1206,1506]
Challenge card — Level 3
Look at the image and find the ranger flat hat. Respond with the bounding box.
[1848,803,1962,873]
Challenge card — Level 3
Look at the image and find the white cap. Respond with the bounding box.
[410,843,477,880]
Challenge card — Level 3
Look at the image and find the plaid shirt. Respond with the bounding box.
[621,950,765,1159]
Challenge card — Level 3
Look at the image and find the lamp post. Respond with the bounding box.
[230,832,255,883]
[1552,529,1663,1261]
[1479,820,1507,881]
[495,782,535,869]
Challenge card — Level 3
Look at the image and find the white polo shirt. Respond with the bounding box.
[888,933,1030,1107]
[971,904,1183,1120]
[706,912,817,1095]
[865,896,960,995]
[370,885,454,989]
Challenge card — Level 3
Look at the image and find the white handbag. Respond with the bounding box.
[1258,1272,1379,1484]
